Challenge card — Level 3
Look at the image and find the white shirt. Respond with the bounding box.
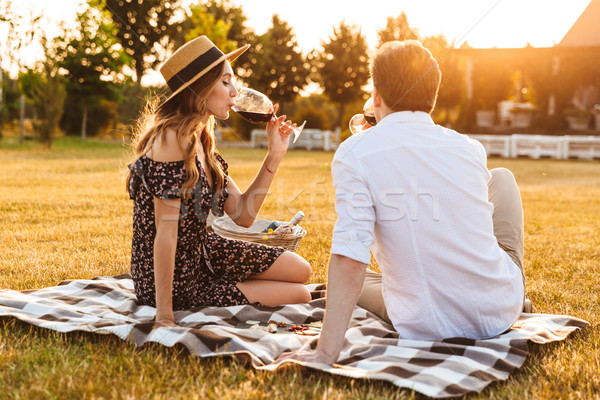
[330,111,524,340]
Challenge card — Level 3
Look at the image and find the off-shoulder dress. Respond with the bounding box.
[128,153,285,309]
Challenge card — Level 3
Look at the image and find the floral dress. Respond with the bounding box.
[128,152,285,310]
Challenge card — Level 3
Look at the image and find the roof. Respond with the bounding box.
[559,0,600,47]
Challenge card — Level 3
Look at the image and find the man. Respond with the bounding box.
[283,40,529,365]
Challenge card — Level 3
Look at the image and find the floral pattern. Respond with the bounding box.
[128,153,284,310]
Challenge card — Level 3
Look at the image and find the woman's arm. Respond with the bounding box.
[153,196,181,326]
[223,104,294,227]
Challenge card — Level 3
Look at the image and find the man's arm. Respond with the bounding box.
[280,254,367,364]
[317,254,367,362]
[279,141,374,364]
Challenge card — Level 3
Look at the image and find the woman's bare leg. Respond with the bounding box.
[236,280,311,306]
[250,251,311,283]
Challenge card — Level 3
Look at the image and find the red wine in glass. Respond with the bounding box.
[233,87,306,142]
[364,114,377,126]
[235,111,274,124]
[349,98,376,135]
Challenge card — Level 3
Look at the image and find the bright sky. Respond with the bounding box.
[1,0,592,81]
[230,0,591,50]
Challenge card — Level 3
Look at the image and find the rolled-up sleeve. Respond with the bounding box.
[330,144,375,265]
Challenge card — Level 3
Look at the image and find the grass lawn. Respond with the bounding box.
[0,136,599,399]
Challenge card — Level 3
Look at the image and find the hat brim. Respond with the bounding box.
[162,44,250,105]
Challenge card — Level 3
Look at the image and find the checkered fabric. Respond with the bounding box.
[0,275,588,398]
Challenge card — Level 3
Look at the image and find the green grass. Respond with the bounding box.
[1,136,599,399]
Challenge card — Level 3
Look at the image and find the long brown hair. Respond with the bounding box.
[126,62,226,197]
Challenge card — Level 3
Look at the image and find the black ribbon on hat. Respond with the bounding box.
[166,46,224,93]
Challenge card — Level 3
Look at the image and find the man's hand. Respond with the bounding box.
[276,255,367,368]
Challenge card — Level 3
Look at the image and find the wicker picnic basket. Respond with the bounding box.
[211,215,307,252]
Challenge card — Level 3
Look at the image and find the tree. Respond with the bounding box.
[290,93,339,130]
[313,22,370,130]
[182,1,258,82]
[18,38,66,149]
[421,35,464,126]
[201,1,257,76]
[183,4,237,52]
[0,0,43,142]
[105,0,182,83]
[471,56,512,111]
[1,71,21,125]
[246,14,308,106]
[57,0,130,141]
[377,13,418,47]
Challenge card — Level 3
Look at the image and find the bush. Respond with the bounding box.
[290,94,339,131]
[18,69,66,148]
[60,97,120,138]
[1,72,21,124]
[471,57,512,110]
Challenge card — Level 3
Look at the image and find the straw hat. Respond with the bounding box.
[160,35,250,102]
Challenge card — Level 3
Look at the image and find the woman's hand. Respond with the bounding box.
[154,317,178,328]
[266,103,296,161]
[277,349,336,365]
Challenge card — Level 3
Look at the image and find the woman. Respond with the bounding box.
[126,36,312,327]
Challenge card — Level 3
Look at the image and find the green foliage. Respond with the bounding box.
[61,97,120,138]
[471,55,512,110]
[105,0,183,83]
[57,0,131,138]
[173,1,262,97]
[198,0,257,79]
[376,13,419,46]
[313,22,370,129]
[246,15,308,106]
[59,0,131,86]
[18,68,66,148]
[0,0,43,74]
[421,35,464,113]
[182,3,236,53]
[554,51,600,113]
[290,94,339,130]
[1,71,21,122]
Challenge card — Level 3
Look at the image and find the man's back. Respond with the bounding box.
[331,111,524,340]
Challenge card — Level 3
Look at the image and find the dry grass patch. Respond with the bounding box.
[0,138,598,399]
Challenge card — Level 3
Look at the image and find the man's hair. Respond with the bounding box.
[370,40,441,114]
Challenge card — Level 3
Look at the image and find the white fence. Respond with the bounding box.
[249,129,599,159]
[251,129,338,151]
[468,134,600,160]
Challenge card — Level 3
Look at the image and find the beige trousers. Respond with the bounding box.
[356,168,525,323]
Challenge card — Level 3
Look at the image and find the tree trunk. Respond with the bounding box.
[19,94,25,144]
[135,60,143,85]
[81,102,88,142]
[337,102,346,132]
[0,69,3,139]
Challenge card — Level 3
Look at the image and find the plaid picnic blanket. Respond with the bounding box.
[0,275,588,398]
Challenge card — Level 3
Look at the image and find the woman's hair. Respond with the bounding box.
[126,61,226,198]
[371,40,441,113]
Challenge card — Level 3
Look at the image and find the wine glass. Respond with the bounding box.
[349,97,376,135]
[233,87,306,143]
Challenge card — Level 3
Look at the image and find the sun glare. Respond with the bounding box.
[2,0,592,84]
